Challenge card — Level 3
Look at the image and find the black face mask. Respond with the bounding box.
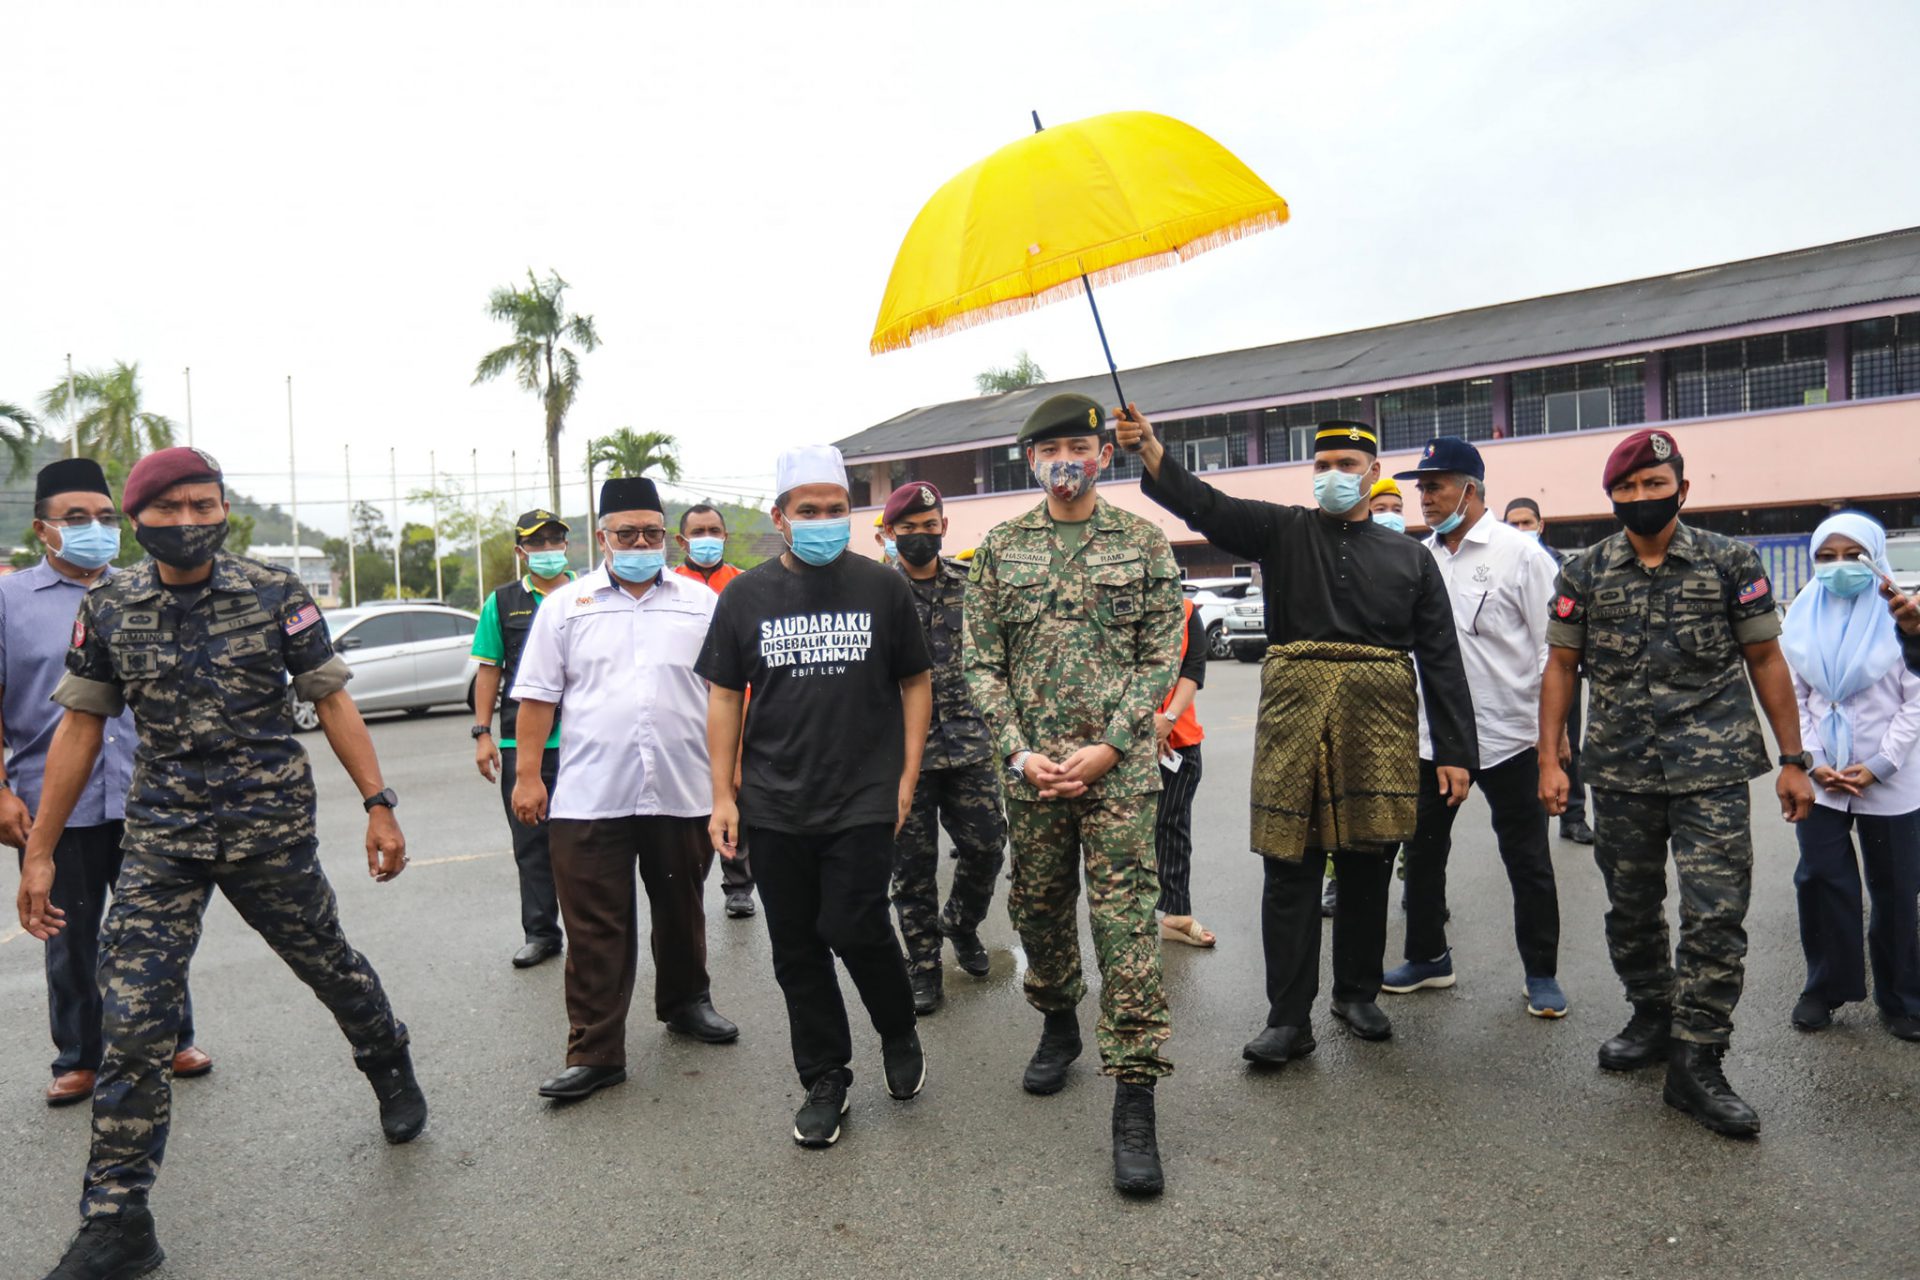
[895,532,942,567]
[1613,493,1681,538]
[135,520,228,570]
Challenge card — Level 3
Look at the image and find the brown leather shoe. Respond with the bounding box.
[172,1046,214,1078]
[46,1069,96,1106]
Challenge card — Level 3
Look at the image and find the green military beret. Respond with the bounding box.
[1017,393,1108,446]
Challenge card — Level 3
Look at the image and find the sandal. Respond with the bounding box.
[1159,916,1216,948]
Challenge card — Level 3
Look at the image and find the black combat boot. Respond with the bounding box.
[1597,1002,1671,1072]
[1021,1010,1083,1095]
[1662,1042,1760,1138]
[910,969,943,1016]
[1111,1080,1165,1196]
[44,1205,164,1280]
[362,1046,428,1143]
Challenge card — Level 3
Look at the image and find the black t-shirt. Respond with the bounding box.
[695,553,932,834]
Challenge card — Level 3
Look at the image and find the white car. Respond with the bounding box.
[1887,530,1920,599]
[290,603,480,731]
[1182,576,1258,659]
[1224,598,1267,662]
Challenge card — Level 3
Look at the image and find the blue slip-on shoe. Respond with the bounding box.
[1381,951,1455,994]
[1524,976,1568,1019]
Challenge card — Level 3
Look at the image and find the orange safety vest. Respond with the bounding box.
[676,561,741,593]
[1161,599,1205,749]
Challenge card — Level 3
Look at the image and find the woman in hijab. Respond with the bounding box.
[1781,512,1920,1042]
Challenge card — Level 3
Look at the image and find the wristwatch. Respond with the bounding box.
[363,788,400,813]
[470,724,493,740]
[1007,750,1031,786]
[1778,752,1813,770]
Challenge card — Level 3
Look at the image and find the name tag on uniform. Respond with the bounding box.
[1678,577,1720,600]
[1593,587,1630,606]
[209,609,274,636]
[1085,549,1142,566]
[998,550,1049,567]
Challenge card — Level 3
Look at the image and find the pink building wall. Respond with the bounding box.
[854,395,1920,555]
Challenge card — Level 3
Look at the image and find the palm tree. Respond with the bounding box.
[472,270,602,509]
[38,361,177,485]
[0,401,40,478]
[588,428,681,483]
[974,350,1047,395]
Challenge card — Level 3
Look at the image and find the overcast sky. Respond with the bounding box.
[3,0,1916,537]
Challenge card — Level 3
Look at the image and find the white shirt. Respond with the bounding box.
[1793,662,1920,817]
[1417,513,1562,767]
[511,566,716,821]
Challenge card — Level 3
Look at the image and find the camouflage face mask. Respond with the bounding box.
[1032,457,1099,502]
[134,519,229,570]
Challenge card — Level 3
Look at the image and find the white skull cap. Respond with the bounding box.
[775,445,849,497]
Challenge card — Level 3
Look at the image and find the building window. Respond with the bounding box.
[1377,379,1492,450]
[1664,328,1826,419]
[986,444,1039,494]
[1259,398,1370,463]
[1510,358,1645,436]
[1851,313,1920,399]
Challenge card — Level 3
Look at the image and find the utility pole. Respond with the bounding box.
[389,448,402,599]
[429,450,444,599]
[471,448,484,604]
[66,354,78,458]
[344,444,358,606]
[183,367,194,448]
[584,440,596,571]
[287,377,301,595]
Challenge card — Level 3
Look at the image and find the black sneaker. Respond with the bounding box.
[725,890,756,919]
[882,1029,926,1100]
[362,1047,428,1144]
[45,1207,164,1280]
[793,1070,851,1148]
[910,969,943,1016]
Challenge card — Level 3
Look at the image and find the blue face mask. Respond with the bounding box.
[609,549,665,582]
[52,521,120,571]
[1313,469,1367,515]
[686,535,725,567]
[1430,482,1474,536]
[787,516,851,567]
[1814,560,1877,599]
[1372,512,1406,535]
[883,538,897,560]
[524,550,569,578]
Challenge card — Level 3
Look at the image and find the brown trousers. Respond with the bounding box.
[548,815,714,1067]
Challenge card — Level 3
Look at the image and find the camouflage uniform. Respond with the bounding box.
[1548,523,1781,1045]
[55,553,409,1218]
[891,556,1006,975]
[964,497,1182,1080]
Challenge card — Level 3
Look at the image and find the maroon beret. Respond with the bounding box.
[123,447,224,516]
[882,480,943,526]
[1601,428,1682,492]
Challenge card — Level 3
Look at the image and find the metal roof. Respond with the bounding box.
[837,226,1920,460]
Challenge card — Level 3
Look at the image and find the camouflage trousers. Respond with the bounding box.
[890,762,1008,975]
[1592,784,1752,1045]
[1006,794,1171,1081]
[81,842,407,1219]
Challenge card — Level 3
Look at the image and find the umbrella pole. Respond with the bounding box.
[1033,111,1132,431]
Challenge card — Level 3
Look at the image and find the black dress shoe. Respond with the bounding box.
[1791,994,1834,1031]
[666,996,740,1044]
[44,1205,164,1280]
[1242,1024,1316,1067]
[725,890,756,919]
[538,1064,627,1100]
[512,939,562,969]
[1559,818,1595,845]
[1331,1000,1392,1041]
[911,970,943,1016]
[947,928,991,978]
[1882,1011,1920,1042]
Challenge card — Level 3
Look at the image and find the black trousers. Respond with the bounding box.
[752,823,916,1087]
[1402,752,1560,977]
[23,822,195,1077]
[1564,677,1588,826]
[720,844,755,894]
[1795,804,1920,1018]
[1153,743,1203,916]
[1261,849,1392,1027]
[499,746,562,944]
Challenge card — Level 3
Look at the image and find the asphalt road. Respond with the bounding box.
[4,661,1917,1279]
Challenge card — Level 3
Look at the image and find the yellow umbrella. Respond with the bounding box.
[871,110,1287,408]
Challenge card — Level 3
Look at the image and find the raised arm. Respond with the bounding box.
[1118,405,1283,562]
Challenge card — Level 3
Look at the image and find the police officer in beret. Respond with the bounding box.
[1538,428,1813,1139]
[470,508,577,968]
[963,392,1181,1196]
[19,447,426,1280]
[881,479,1006,1015]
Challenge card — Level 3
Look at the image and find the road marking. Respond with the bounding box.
[1,926,23,947]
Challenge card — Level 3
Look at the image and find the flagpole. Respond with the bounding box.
[66,354,77,458]
[389,448,402,599]
[429,450,444,600]
[511,449,518,516]
[183,367,194,448]
[344,444,358,607]
[584,440,596,571]
[286,376,301,593]
[471,449,484,604]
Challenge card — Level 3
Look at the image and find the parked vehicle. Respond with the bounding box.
[1224,598,1267,662]
[1183,576,1258,659]
[1887,530,1920,598]
[289,603,480,731]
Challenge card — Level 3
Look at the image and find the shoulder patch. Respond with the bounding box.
[1737,578,1770,605]
[1554,595,1575,618]
[284,603,323,636]
[72,618,86,648]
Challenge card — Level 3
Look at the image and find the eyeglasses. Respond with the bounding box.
[41,514,124,529]
[602,525,668,549]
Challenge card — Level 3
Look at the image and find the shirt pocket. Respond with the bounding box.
[1088,559,1147,627]
[997,561,1052,624]
[1668,619,1737,688]
[1587,624,1645,678]
[111,642,181,683]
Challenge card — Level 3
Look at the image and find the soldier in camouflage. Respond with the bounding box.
[963,392,1181,1197]
[1538,428,1813,1140]
[16,448,426,1280]
[882,480,1007,1015]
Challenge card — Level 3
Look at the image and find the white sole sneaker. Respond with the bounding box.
[793,1095,850,1148]
[1380,972,1456,994]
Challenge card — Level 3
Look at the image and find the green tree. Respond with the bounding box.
[974,350,1047,395]
[589,428,681,483]
[0,401,40,478]
[38,361,178,486]
[472,270,601,511]
[227,512,256,556]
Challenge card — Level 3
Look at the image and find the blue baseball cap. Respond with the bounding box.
[1393,436,1485,482]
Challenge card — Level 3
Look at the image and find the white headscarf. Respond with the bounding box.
[1780,511,1903,766]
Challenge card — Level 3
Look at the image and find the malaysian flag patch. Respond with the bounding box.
[284,603,323,636]
[1736,578,1770,605]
